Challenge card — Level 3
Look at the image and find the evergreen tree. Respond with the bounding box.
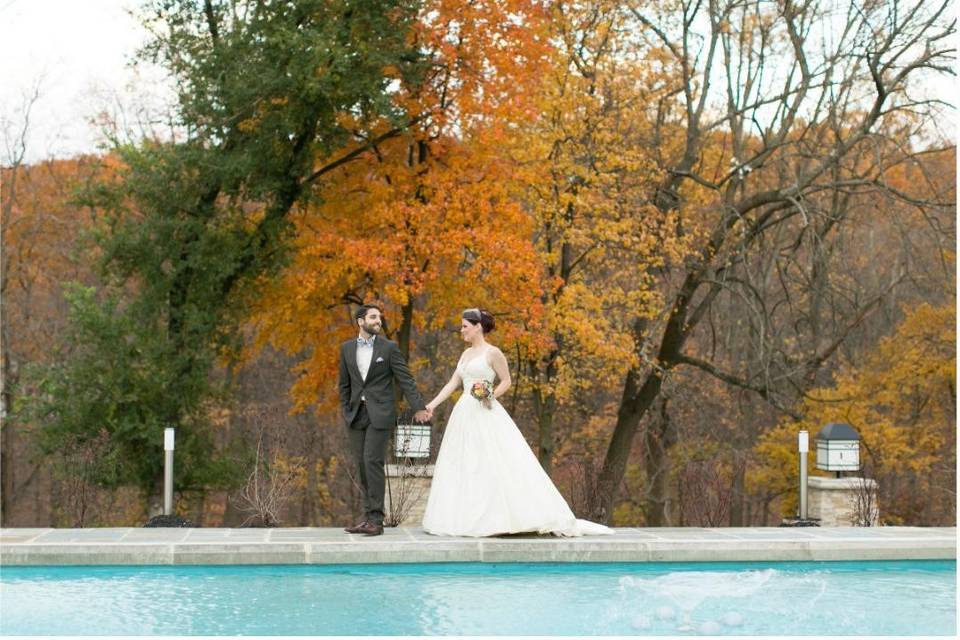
[25,0,424,505]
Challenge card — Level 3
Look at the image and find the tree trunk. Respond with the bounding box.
[0,146,20,526]
[642,398,676,526]
[532,386,557,477]
[397,297,414,360]
[301,423,319,525]
[593,278,698,523]
[593,365,664,522]
[0,396,13,524]
[642,439,669,526]
[729,463,746,526]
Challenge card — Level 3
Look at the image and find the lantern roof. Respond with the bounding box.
[815,422,860,441]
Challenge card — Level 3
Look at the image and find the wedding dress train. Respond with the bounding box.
[422,353,613,537]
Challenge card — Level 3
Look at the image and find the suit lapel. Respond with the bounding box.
[368,338,386,382]
[346,340,362,382]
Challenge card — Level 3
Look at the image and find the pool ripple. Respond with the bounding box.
[1,561,955,635]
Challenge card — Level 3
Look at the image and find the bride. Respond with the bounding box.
[421,308,613,537]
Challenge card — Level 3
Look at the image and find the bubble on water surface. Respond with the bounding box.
[656,606,675,620]
[699,620,722,635]
[630,614,651,630]
[723,611,744,626]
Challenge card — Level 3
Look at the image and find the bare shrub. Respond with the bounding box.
[233,410,305,527]
[678,457,743,527]
[384,415,435,527]
[50,429,113,527]
[384,458,432,527]
[560,456,605,520]
[851,473,880,526]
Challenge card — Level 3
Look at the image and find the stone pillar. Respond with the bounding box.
[384,464,434,526]
[807,476,879,526]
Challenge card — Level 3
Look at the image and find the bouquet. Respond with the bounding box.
[470,380,494,409]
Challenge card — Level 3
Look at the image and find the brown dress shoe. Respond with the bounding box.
[344,520,369,534]
[354,521,384,536]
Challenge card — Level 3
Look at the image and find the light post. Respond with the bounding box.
[799,430,809,520]
[780,429,818,526]
[163,428,175,516]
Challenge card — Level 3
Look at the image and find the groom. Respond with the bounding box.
[339,304,431,536]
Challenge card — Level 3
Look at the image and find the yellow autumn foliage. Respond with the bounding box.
[749,302,956,523]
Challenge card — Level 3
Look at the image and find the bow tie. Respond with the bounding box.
[357,337,375,348]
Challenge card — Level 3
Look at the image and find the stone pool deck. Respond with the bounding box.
[1,526,954,566]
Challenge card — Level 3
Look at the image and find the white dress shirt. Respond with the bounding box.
[357,335,375,400]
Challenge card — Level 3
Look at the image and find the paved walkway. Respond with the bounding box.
[1,526,954,565]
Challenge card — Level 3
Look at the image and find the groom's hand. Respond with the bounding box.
[414,409,431,423]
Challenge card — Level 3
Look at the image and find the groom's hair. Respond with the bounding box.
[355,304,383,322]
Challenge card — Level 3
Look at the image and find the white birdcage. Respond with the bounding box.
[394,422,431,458]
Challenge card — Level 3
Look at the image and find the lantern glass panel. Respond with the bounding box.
[817,440,860,471]
[394,423,431,458]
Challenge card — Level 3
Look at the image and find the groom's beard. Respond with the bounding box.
[362,321,381,334]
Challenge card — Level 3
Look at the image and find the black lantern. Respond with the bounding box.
[814,422,861,477]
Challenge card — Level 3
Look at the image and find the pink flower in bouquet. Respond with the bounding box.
[470,380,494,407]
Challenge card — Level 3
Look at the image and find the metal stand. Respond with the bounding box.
[799,430,808,520]
[779,430,820,527]
[163,428,175,515]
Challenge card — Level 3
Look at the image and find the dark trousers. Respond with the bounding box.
[347,403,391,525]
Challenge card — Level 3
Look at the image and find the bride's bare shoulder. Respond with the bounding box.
[485,345,505,360]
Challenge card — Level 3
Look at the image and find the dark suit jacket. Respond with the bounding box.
[338,337,426,430]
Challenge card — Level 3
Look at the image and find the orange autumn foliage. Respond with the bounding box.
[2,156,108,370]
[247,0,552,414]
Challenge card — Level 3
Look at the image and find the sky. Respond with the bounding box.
[0,0,955,166]
[0,0,173,164]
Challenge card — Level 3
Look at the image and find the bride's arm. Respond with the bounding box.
[488,348,511,400]
[425,369,463,412]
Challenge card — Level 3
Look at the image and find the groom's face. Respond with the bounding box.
[358,309,382,335]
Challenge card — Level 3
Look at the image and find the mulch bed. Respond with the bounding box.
[144,514,197,527]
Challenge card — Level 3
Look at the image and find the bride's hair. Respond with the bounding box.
[463,308,495,334]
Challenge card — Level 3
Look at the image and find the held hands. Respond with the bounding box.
[414,408,433,423]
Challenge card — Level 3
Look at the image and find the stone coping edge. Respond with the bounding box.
[1,527,955,566]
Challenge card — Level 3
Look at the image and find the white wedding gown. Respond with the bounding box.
[422,352,613,537]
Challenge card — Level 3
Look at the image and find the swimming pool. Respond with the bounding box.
[1,561,955,635]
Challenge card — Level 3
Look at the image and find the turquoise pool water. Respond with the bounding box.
[0,561,955,635]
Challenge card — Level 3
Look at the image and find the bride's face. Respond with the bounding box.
[460,319,481,341]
